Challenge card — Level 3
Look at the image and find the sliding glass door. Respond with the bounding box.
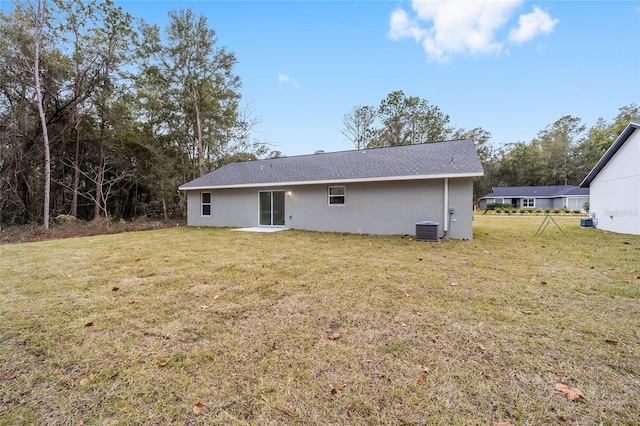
[259,191,285,226]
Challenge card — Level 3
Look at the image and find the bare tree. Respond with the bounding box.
[60,158,133,219]
[33,0,51,229]
[341,105,376,150]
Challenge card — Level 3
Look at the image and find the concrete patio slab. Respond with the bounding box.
[231,227,290,233]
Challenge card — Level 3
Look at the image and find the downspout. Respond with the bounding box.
[443,178,449,237]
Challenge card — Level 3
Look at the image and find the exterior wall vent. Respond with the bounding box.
[416,221,440,242]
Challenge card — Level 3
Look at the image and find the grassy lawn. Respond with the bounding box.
[1,216,639,425]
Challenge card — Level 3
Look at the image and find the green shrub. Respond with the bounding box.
[572,209,582,214]
[552,208,561,214]
[495,208,503,214]
[544,208,552,213]
[55,214,77,224]
[486,203,510,210]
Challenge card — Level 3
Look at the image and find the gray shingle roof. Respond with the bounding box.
[481,185,589,199]
[179,139,483,190]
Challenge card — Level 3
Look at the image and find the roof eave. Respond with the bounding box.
[178,171,483,191]
[580,121,640,188]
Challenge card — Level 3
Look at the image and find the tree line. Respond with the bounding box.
[341,91,639,201]
[0,0,266,228]
[2,0,638,229]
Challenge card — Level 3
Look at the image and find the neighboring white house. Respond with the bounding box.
[179,139,484,239]
[580,122,640,235]
[478,185,589,211]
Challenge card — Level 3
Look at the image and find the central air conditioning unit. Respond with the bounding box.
[416,221,440,242]
[580,218,594,228]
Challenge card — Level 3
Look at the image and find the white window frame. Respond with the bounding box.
[201,192,212,217]
[522,198,535,208]
[328,186,346,206]
[567,197,588,211]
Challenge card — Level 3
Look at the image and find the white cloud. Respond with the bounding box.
[388,9,427,41]
[388,0,558,62]
[509,6,558,43]
[278,73,299,89]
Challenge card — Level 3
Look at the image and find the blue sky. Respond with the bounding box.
[4,0,639,155]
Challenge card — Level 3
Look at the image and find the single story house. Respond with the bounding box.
[179,139,484,239]
[478,185,590,211]
[580,121,640,235]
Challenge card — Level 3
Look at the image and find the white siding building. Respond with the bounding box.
[580,122,640,235]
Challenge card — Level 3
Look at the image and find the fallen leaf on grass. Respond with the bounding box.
[84,322,94,327]
[273,406,295,417]
[193,402,204,415]
[213,294,221,300]
[76,338,84,346]
[555,383,585,401]
[135,258,141,262]
[540,281,547,285]
[417,376,425,384]
[330,383,347,394]
[494,422,516,426]
[605,339,618,345]
[328,332,341,340]
[112,286,119,292]
[158,357,171,367]
[79,374,94,386]
[477,343,486,351]
[2,371,22,381]
[449,282,458,286]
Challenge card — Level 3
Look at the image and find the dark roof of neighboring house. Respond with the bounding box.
[481,185,589,199]
[179,139,484,190]
[580,121,640,187]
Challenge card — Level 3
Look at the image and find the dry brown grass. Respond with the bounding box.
[1,216,639,425]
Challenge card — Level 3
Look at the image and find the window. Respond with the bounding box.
[328,186,345,205]
[567,197,588,211]
[494,198,503,204]
[201,192,211,216]
[522,198,534,208]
